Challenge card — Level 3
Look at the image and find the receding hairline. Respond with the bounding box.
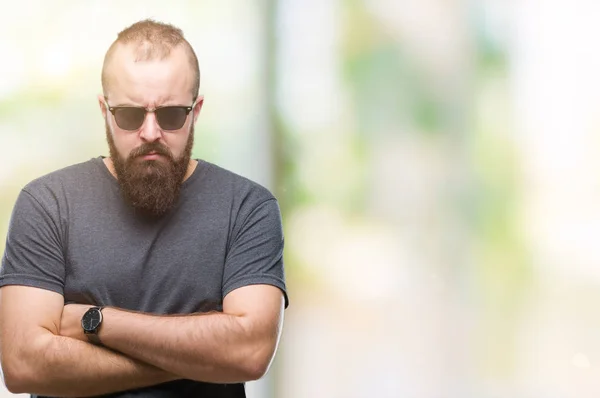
[101,19,200,99]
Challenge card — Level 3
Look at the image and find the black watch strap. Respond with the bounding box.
[86,332,103,346]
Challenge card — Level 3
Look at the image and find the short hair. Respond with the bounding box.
[101,19,200,99]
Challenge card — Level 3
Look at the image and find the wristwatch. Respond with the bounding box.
[81,306,104,345]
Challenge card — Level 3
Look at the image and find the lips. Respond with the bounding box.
[130,144,171,160]
[142,152,162,160]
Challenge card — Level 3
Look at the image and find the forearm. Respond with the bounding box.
[12,332,178,397]
[100,308,269,383]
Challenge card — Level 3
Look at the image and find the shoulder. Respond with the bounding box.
[195,160,277,206]
[21,158,104,204]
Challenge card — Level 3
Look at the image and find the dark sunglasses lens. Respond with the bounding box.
[114,108,145,130]
[156,107,188,130]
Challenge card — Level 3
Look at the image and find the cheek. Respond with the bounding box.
[112,131,140,157]
[163,133,190,156]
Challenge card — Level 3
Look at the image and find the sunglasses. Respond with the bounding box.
[105,100,195,131]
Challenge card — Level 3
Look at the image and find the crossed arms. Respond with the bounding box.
[0,283,284,397]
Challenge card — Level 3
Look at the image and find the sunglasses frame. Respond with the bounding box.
[104,98,197,131]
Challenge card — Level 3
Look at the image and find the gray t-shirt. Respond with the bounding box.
[0,157,288,397]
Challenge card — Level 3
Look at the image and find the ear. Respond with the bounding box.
[192,95,204,124]
[98,94,108,119]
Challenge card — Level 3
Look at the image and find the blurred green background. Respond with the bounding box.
[2,0,600,397]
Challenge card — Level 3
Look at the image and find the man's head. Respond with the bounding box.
[99,19,204,218]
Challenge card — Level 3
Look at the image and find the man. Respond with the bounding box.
[0,19,288,398]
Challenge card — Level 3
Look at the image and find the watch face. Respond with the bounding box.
[82,308,102,332]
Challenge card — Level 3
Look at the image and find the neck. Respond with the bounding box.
[182,159,198,181]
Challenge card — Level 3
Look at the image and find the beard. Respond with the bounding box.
[105,122,194,218]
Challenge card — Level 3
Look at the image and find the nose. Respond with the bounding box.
[138,111,162,142]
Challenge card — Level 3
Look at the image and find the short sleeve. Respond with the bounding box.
[222,198,289,308]
[0,189,66,294]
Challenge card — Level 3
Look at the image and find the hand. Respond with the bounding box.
[60,303,93,342]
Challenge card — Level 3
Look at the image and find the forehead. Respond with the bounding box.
[105,44,194,106]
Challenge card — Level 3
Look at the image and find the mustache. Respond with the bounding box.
[128,143,173,160]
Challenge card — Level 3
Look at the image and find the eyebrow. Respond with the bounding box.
[107,103,192,108]
[105,94,174,107]
[108,103,137,108]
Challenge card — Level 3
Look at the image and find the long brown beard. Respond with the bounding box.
[105,121,194,218]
